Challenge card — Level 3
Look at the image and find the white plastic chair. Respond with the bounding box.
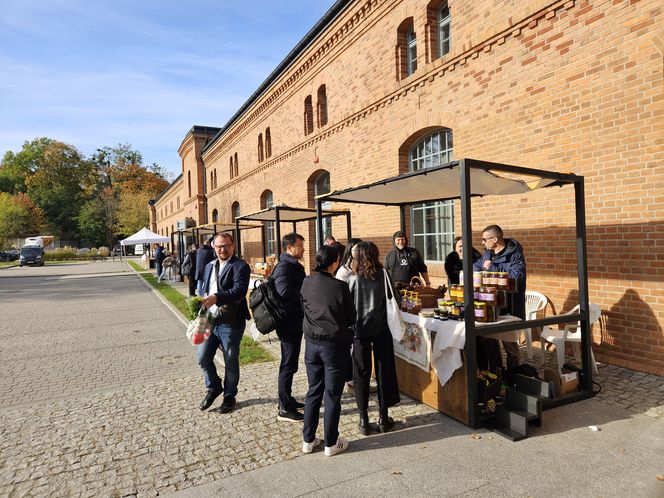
[523,291,548,359]
[539,303,601,374]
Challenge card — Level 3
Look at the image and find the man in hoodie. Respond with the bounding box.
[383,230,430,286]
[473,224,526,369]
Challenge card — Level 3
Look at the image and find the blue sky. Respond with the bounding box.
[0,0,335,178]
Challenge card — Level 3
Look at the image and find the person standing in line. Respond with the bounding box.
[181,243,198,297]
[335,238,362,282]
[157,252,175,283]
[383,230,430,286]
[300,245,356,457]
[195,237,215,296]
[272,232,307,422]
[197,232,251,414]
[347,241,400,435]
[154,245,165,278]
[473,224,526,370]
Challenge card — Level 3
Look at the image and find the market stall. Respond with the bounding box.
[234,204,351,260]
[175,220,260,281]
[316,158,593,432]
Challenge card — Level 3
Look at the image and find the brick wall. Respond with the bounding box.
[155,0,664,374]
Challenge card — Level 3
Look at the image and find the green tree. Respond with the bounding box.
[116,189,152,236]
[25,141,95,241]
[0,192,44,248]
[0,138,54,194]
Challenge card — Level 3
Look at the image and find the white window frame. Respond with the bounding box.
[264,192,275,255]
[407,28,417,76]
[438,5,451,58]
[409,130,454,262]
[314,172,332,239]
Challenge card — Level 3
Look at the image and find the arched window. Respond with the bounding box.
[177,197,180,209]
[187,171,192,197]
[211,208,218,223]
[210,170,214,190]
[231,201,240,222]
[316,85,328,128]
[258,134,264,163]
[234,153,239,177]
[426,1,451,62]
[260,190,275,255]
[265,128,272,158]
[409,129,454,261]
[313,171,332,239]
[397,18,417,79]
[304,96,314,135]
[229,156,234,179]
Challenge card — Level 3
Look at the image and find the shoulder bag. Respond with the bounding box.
[384,269,405,341]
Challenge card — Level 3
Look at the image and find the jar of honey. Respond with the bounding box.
[474,301,487,322]
[473,271,483,289]
[496,272,509,290]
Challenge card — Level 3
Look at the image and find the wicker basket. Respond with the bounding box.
[410,277,445,309]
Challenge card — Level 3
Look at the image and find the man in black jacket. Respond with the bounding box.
[383,230,430,286]
[181,244,198,297]
[195,237,215,296]
[272,232,307,422]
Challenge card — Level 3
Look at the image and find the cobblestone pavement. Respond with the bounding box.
[0,264,662,497]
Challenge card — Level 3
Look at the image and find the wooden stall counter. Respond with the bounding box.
[393,312,521,426]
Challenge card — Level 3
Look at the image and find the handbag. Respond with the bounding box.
[186,307,211,345]
[384,269,406,342]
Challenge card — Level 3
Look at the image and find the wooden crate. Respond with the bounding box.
[394,346,469,425]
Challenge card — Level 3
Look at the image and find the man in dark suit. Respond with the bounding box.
[197,232,250,414]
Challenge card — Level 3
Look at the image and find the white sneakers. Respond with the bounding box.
[302,437,321,454]
[324,437,349,457]
[302,436,350,456]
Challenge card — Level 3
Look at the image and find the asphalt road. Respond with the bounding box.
[0,260,198,408]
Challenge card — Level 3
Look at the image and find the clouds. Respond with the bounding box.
[0,0,333,177]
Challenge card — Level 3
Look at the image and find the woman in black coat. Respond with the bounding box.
[300,245,356,457]
[444,236,482,286]
[346,241,400,435]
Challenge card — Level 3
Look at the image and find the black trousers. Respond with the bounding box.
[303,341,349,447]
[352,328,400,411]
[187,273,196,297]
[277,328,303,411]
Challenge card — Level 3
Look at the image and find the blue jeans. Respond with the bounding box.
[196,280,205,297]
[302,341,350,447]
[197,322,245,398]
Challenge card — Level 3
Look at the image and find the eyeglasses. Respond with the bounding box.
[214,244,232,250]
[482,236,495,242]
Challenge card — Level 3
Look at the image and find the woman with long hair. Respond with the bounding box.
[335,237,362,281]
[300,245,356,457]
[347,241,400,434]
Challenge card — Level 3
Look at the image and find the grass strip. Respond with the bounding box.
[127,259,272,365]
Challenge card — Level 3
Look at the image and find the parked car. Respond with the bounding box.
[0,249,20,262]
[19,245,45,267]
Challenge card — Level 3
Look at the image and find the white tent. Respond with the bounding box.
[120,227,169,246]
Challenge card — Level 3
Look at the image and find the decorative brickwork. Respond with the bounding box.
[154,0,664,375]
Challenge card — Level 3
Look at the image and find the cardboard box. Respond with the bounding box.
[543,368,580,398]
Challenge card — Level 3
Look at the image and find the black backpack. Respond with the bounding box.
[248,276,298,334]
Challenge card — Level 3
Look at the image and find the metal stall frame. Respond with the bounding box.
[316,158,592,429]
[176,221,261,279]
[235,205,351,260]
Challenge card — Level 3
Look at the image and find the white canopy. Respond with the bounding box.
[120,227,170,246]
[318,160,566,206]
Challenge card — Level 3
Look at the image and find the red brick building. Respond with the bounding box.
[151,0,664,375]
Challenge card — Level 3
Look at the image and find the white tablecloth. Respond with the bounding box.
[399,312,522,387]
